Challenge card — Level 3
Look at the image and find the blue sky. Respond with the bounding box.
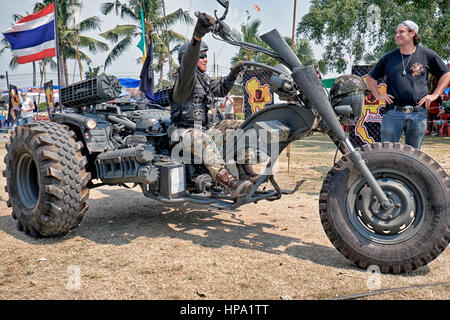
[0,0,341,89]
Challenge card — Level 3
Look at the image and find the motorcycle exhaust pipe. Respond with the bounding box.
[261,29,347,141]
[260,30,343,139]
[260,29,302,71]
[291,65,348,141]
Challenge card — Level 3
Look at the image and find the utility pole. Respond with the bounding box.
[287,0,297,173]
[1,71,10,88]
[291,0,297,49]
[214,52,216,78]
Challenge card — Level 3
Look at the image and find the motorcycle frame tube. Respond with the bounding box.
[139,183,279,209]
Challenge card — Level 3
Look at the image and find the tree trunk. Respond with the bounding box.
[58,44,66,87]
[63,59,69,86]
[159,60,164,89]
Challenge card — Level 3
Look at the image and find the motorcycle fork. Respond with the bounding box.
[290,65,393,211]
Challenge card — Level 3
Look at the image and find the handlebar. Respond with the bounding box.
[194,3,289,68]
[241,62,291,77]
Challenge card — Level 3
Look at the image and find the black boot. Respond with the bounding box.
[215,167,253,199]
[237,161,260,184]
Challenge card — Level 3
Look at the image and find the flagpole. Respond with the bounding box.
[53,0,62,111]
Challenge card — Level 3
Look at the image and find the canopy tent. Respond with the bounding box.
[321,77,338,89]
[118,78,140,88]
[117,78,340,89]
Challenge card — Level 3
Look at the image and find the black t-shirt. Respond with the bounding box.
[368,46,449,107]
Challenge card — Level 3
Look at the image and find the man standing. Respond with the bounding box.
[20,91,34,125]
[170,12,258,200]
[223,94,235,120]
[366,20,450,149]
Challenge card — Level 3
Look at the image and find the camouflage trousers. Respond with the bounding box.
[177,120,243,180]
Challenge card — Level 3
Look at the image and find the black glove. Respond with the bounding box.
[230,61,243,77]
[193,12,216,39]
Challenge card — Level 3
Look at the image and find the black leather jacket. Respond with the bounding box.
[170,39,236,128]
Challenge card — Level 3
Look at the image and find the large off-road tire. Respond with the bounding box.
[3,122,91,237]
[319,142,449,273]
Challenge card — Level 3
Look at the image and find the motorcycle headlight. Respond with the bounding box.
[85,119,97,130]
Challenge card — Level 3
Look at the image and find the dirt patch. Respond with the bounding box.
[0,134,449,300]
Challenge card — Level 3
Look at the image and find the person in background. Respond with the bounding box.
[20,91,34,124]
[366,20,450,149]
[431,104,449,136]
[223,94,235,120]
[427,75,442,135]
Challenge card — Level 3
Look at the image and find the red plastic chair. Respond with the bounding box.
[440,113,450,137]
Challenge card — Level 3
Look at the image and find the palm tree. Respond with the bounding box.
[230,20,327,75]
[100,0,192,80]
[34,0,109,86]
[153,34,181,89]
[231,19,267,65]
[283,36,327,75]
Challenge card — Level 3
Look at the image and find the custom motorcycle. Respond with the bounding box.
[4,0,448,273]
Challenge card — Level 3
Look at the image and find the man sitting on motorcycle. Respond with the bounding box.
[169,12,259,200]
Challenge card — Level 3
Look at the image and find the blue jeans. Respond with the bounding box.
[20,116,33,125]
[381,107,427,149]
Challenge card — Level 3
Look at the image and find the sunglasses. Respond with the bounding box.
[199,53,207,59]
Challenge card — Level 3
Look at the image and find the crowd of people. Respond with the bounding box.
[426,86,450,136]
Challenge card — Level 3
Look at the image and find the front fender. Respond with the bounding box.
[50,113,113,153]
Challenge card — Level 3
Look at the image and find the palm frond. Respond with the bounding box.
[9,56,18,70]
[12,14,24,22]
[100,25,138,43]
[100,0,124,16]
[77,36,109,53]
[166,30,189,43]
[42,57,58,72]
[154,8,193,29]
[78,16,103,32]
[64,48,92,63]
[103,36,133,69]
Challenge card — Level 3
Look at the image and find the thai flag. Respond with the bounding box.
[3,3,56,64]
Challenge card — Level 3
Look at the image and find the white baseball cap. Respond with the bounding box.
[398,20,421,41]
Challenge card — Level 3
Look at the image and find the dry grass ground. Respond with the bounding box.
[0,133,449,300]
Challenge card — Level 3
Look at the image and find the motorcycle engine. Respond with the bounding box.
[129,109,171,137]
